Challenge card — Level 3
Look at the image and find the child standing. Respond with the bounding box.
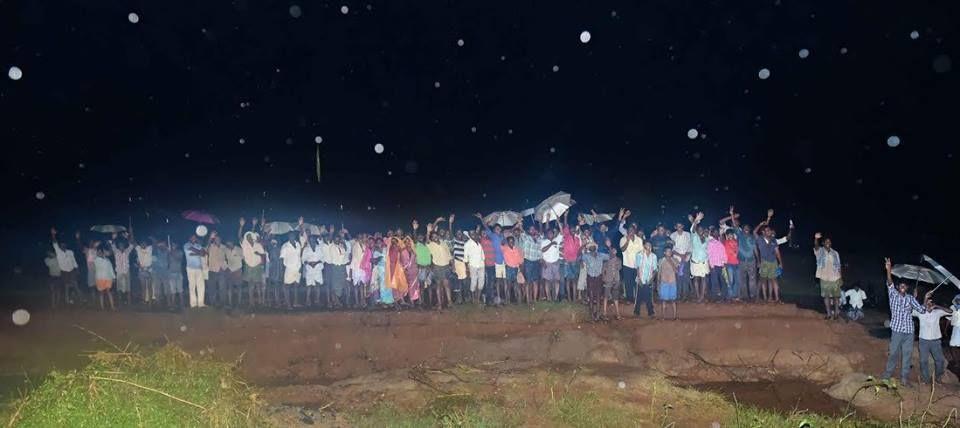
[94,249,116,310]
[659,247,680,320]
[601,243,623,320]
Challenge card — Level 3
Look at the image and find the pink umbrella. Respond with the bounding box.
[181,210,220,224]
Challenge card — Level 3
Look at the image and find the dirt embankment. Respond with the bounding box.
[1,303,957,424]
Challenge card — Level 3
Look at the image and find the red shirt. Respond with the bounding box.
[723,239,739,265]
[481,236,496,266]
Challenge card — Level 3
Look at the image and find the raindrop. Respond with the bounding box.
[933,54,952,73]
[579,31,592,43]
[549,147,556,153]
[314,136,322,144]
[886,135,900,147]
[500,55,506,61]
[687,128,699,139]
[184,152,190,158]
[910,30,920,40]
[482,193,487,198]
[798,48,810,59]
[552,65,559,72]
[457,38,465,47]
[374,143,384,154]
[78,163,85,169]
[289,5,302,18]
[840,47,848,55]
[692,152,701,159]
[912,194,920,201]
[434,81,440,88]
[470,126,477,133]
[335,342,342,350]
[804,167,812,174]
[617,381,626,389]
[8,66,23,81]
[128,12,140,24]
[758,68,771,80]
[263,155,270,163]
[290,5,303,18]
[180,325,188,332]
[386,170,392,176]
[285,137,294,145]
[340,5,349,14]
[611,11,618,18]
[508,129,513,135]
[404,160,419,174]
[855,178,863,184]
[12,309,30,326]
[239,138,245,145]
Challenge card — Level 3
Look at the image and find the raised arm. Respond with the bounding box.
[813,232,822,255]
[238,217,246,243]
[885,258,894,288]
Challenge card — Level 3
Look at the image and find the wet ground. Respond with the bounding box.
[690,379,849,416]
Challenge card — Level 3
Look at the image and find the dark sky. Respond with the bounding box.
[2,1,959,269]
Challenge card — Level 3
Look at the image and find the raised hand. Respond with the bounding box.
[298,216,305,226]
[252,217,259,226]
[729,205,735,215]
[624,210,632,219]
[695,212,705,222]
[814,232,822,240]
[412,220,419,230]
[884,258,892,271]
[448,214,455,223]
[767,209,774,219]
[435,217,446,224]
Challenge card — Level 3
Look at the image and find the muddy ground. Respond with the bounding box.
[4,297,960,426]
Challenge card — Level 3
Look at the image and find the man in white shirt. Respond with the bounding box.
[280,232,305,309]
[669,222,692,300]
[240,229,267,306]
[463,230,486,304]
[325,235,351,307]
[540,228,563,301]
[301,236,324,307]
[134,239,154,303]
[51,228,80,304]
[619,221,644,304]
[843,285,867,321]
[913,299,953,384]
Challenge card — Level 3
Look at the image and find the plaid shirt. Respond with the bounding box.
[518,233,542,261]
[110,243,134,275]
[888,283,925,334]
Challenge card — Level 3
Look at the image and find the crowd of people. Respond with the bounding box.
[42,206,821,319]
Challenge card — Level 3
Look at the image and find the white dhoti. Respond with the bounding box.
[304,263,324,287]
[283,264,302,285]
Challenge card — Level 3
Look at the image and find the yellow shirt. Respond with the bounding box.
[427,241,452,266]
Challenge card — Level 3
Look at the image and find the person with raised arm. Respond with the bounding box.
[560,212,583,302]
[50,228,80,305]
[689,212,709,303]
[279,217,307,309]
[239,218,268,307]
[813,232,842,320]
[882,257,929,387]
[427,216,455,310]
[755,209,783,303]
[618,209,644,305]
[728,207,759,301]
[913,298,952,384]
[132,230,155,305]
[108,231,135,306]
[515,219,543,303]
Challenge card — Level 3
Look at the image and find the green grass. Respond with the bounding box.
[547,392,639,427]
[6,345,267,427]
[353,395,521,428]
[728,405,890,428]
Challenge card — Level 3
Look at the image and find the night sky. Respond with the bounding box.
[2,1,959,272]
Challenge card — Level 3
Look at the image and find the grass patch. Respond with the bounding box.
[729,404,889,428]
[547,391,639,427]
[352,394,521,428]
[6,345,267,427]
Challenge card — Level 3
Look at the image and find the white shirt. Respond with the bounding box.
[241,235,266,267]
[325,242,350,266]
[52,242,79,272]
[669,231,692,255]
[463,239,485,269]
[135,245,153,268]
[302,245,324,267]
[620,235,644,268]
[540,237,562,263]
[914,309,949,341]
[280,241,303,269]
[843,289,866,309]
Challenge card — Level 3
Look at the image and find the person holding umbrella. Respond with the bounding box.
[882,257,930,387]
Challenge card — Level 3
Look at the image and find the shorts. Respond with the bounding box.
[87,267,96,288]
[759,261,778,279]
[495,264,506,279]
[604,282,622,300]
[563,261,580,280]
[454,260,467,280]
[587,276,603,296]
[505,266,519,282]
[137,269,151,280]
[244,265,264,283]
[820,279,841,298]
[542,261,561,281]
[62,270,79,287]
[469,267,485,291]
[690,262,709,278]
[168,274,183,294]
[96,279,112,291]
[417,266,433,285]
[523,260,541,282]
[432,265,451,282]
[117,273,131,293]
[485,266,496,282]
[659,282,677,301]
[227,269,242,286]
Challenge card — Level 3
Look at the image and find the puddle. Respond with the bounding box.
[691,379,848,416]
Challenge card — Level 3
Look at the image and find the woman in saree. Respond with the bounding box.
[402,235,420,304]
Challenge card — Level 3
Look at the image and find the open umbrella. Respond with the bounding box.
[519,208,536,217]
[90,225,127,233]
[535,192,576,223]
[484,211,522,227]
[580,213,614,225]
[181,210,220,224]
[301,223,323,236]
[891,264,947,285]
[923,255,960,292]
[262,221,295,235]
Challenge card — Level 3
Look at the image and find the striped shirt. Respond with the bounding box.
[888,283,925,334]
[518,232,542,261]
[452,238,466,262]
[110,243,134,275]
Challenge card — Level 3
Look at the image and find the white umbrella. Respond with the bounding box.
[535,192,576,223]
[483,211,522,227]
[891,264,947,285]
[300,223,323,236]
[580,213,614,225]
[262,221,295,235]
[519,208,536,217]
[923,255,960,292]
[90,225,127,233]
